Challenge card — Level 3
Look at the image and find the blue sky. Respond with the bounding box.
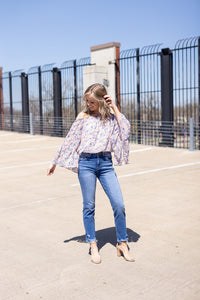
[0,0,199,72]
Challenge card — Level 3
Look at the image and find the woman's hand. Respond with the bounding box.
[103,95,116,109]
[47,163,56,176]
[104,94,121,126]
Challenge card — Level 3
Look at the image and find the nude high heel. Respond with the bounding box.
[116,243,135,262]
[90,242,101,264]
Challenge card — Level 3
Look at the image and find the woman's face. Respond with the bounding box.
[86,94,99,113]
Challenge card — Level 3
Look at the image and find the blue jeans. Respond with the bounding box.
[78,152,128,244]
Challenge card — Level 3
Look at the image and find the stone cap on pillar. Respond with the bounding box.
[90,42,120,52]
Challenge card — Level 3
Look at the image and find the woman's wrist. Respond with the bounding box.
[112,105,121,118]
[112,104,119,112]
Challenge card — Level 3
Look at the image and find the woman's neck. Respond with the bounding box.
[89,111,100,117]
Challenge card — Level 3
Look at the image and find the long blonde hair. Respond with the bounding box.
[82,83,112,120]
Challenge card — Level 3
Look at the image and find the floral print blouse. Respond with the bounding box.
[53,112,130,173]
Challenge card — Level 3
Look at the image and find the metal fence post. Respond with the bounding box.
[160,48,174,147]
[73,60,78,118]
[115,47,121,111]
[52,67,62,136]
[0,67,4,130]
[38,66,43,135]
[198,38,200,150]
[9,72,14,131]
[30,112,34,135]
[136,48,141,144]
[190,118,194,151]
[21,72,30,133]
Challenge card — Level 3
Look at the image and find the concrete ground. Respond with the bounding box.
[0,130,200,300]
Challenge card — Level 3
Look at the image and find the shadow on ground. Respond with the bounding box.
[64,227,140,251]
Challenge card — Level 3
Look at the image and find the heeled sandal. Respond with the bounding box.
[116,243,135,262]
[90,243,101,264]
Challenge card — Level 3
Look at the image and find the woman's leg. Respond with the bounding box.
[98,161,128,243]
[98,163,135,261]
[78,160,97,243]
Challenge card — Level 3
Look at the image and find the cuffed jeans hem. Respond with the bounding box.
[117,238,129,243]
[86,237,98,244]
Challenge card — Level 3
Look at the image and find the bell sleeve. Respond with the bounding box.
[111,113,130,165]
[52,118,84,173]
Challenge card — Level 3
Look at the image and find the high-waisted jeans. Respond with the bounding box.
[78,151,128,243]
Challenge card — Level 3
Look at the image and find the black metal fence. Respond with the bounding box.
[115,36,199,149]
[117,44,162,123]
[173,37,199,123]
[0,36,199,150]
[0,57,90,135]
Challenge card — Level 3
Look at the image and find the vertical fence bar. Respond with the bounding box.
[136,48,141,144]
[74,60,78,118]
[189,117,194,151]
[52,67,62,136]
[115,58,118,107]
[115,47,121,110]
[21,72,30,133]
[9,72,14,131]
[198,38,200,150]
[38,66,43,135]
[0,67,4,130]
[160,48,174,147]
[30,112,34,135]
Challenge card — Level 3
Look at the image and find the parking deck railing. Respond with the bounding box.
[2,113,198,151]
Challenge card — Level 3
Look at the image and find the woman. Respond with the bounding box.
[47,83,134,264]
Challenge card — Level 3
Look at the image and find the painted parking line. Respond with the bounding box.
[71,161,200,186]
[0,146,57,154]
[0,137,49,144]
[0,161,50,170]
[130,147,152,153]
[0,197,58,212]
[0,133,15,137]
[118,161,200,178]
